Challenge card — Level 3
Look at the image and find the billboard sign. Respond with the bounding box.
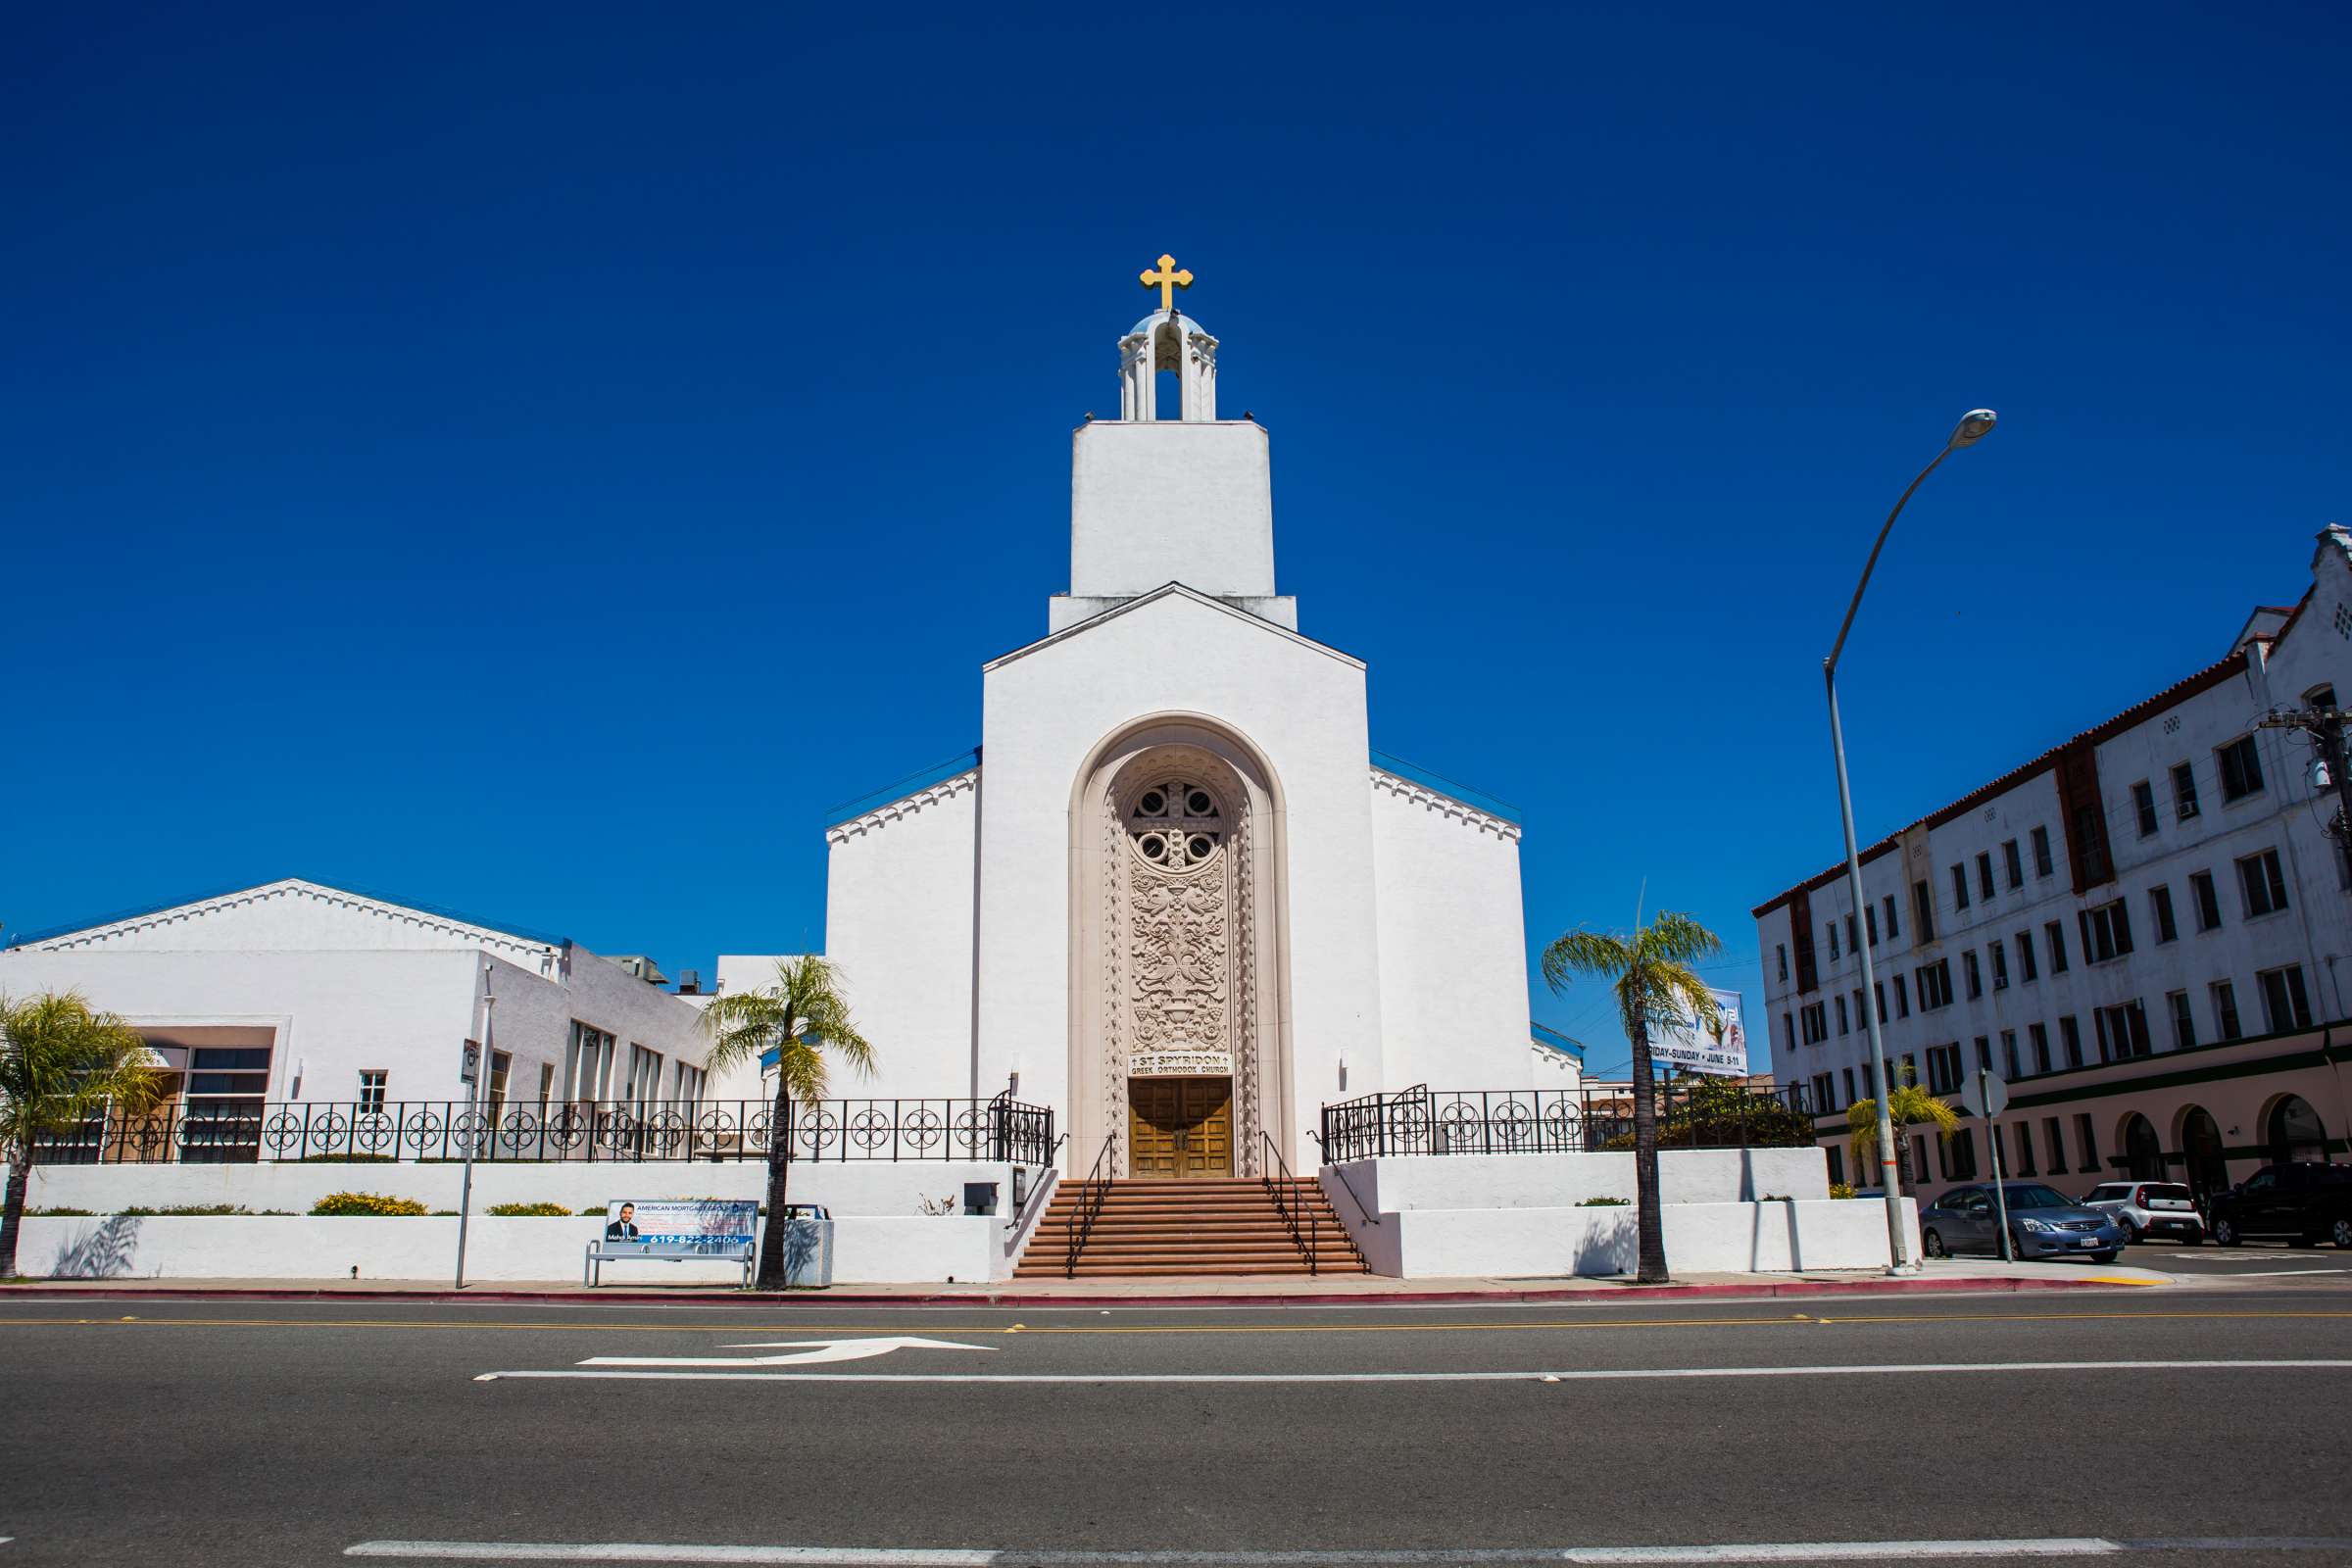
[600,1199,759,1254]
[1653,988,1747,1077]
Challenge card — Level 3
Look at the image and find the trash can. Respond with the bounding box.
[776,1202,833,1289]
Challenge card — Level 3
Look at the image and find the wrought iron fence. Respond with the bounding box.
[33,1095,1057,1167]
[1317,1081,1819,1164]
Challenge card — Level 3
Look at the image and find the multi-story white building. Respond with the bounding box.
[1756,527,2352,1200]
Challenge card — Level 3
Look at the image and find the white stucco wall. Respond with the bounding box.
[1369,770,1534,1092]
[1324,1148,1832,1213]
[820,769,984,1101]
[18,1212,1016,1284]
[1069,421,1275,600]
[977,589,1387,1165]
[1339,1198,1921,1278]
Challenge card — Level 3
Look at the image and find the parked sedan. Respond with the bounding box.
[2080,1180,2206,1246]
[1921,1182,2124,1262]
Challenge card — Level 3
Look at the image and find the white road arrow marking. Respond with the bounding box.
[579,1336,995,1369]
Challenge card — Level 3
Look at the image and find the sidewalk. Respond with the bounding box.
[0,1259,2171,1306]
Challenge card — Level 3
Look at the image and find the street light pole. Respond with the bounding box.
[1824,409,1997,1275]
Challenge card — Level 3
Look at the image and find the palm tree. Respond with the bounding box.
[1845,1064,1961,1196]
[700,956,876,1289]
[1542,911,1724,1284]
[1,992,161,1278]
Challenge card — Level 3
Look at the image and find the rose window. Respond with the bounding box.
[1127,780,1223,870]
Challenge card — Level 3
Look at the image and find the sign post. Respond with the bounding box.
[1968,1066,2013,1262]
[455,965,494,1290]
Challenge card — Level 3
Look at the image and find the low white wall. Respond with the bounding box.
[17,1212,1014,1285]
[1340,1199,1922,1278]
[1320,1149,1909,1278]
[1325,1147,1831,1215]
[5,1160,1029,1220]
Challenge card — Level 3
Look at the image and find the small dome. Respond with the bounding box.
[1128,308,1209,339]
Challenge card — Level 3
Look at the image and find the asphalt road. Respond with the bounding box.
[2,1285,2349,1567]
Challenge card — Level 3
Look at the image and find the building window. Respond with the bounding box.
[1782,1011,1795,1053]
[359,1070,387,1114]
[2211,981,2242,1041]
[2016,930,2037,982]
[1976,853,1995,902]
[672,1061,707,1103]
[488,1051,512,1111]
[2043,1116,2066,1172]
[2081,899,2134,963]
[2032,825,2054,878]
[2074,1113,2099,1173]
[1913,879,1936,940]
[2189,869,2223,932]
[1842,1067,1857,1105]
[2132,780,2159,838]
[1847,915,1860,955]
[2258,965,2315,1033]
[1828,921,1840,962]
[1926,1044,1963,1096]
[1836,995,1848,1036]
[1946,1128,1977,1181]
[2045,919,2070,973]
[1990,943,2010,991]
[2216,735,2265,803]
[2150,884,2178,944]
[1920,959,1954,1011]
[1963,950,1983,1001]
[1873,982,1886,1025]
[1827,1146,1845,1187]
[1777,944,1788,983]
[1894,974,1910,1017]
[2002,1029,2021,1080]
[1974,1036,1992,1073]
[2236,849,2288,918]
[536,1062,555,1108]
[566,1022,616,1101]
[2075,805,2113,884]
[2059,1014,2083,1068]
[1951,863,1970,910]
[2172,760,2200,821]
[2014,1120,2037,1176]
[2003,839,2024,889]
[2095,1001,2153,1061]
[2168,990,2197,1051]
[2030,1022,2051,1074]
[1865,905,1879,947]
[1885,893,1900,942]
[623,1044,664,1109]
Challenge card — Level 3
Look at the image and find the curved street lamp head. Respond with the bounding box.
[1949,409,1998,449]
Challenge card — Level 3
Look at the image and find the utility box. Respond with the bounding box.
[962,1181,1000,1217]
[776,1203,833,1289]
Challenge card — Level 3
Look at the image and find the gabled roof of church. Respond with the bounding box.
[1532,1022,1586,1061]
[2,875,571,952]
[983,581,1365,673]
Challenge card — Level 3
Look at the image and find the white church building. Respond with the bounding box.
[808,284,1536,1180]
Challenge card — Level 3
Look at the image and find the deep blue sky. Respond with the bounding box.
[10,4,2347,1075]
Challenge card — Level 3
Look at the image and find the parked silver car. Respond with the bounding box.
[2080,1180,2205,1245]
[1920,1181,2125,1262]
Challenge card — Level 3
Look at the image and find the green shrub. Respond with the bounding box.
[1829,1182,1858,1200]
[310,1192,429,1217]
[26,1207,94,1217]
[486,1201,571,1217]
[121,1203,253,1217]
[1578,1196,1631,1206]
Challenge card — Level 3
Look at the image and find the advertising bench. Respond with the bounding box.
[583,1199,758,1288]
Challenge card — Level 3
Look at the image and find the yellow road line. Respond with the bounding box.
[0,1308,2345,1336]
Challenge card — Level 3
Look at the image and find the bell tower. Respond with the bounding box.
[1053,256,1294,633]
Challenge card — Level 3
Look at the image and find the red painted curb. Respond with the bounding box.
[0,1273,2156,1308]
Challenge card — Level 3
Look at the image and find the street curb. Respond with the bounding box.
[0,1273,2164,1307]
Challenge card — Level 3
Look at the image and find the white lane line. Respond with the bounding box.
[2212,1269,2352,1278]
[341,1538,2352,1563]
[476,1357,2352,1385]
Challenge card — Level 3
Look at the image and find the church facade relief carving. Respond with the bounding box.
[1073,733,1285,1178]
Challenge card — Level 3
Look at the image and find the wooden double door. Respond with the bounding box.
[1127,1076,1233,1179]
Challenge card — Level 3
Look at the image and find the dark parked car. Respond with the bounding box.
[1921,1182,2124,1262]
[2207,1162,2352,1249]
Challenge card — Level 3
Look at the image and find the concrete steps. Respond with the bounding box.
[1015,1176,1366,1277]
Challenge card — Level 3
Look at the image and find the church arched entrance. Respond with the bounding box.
[2177,1104,2229,1202]
[2268,1095,2327,1164]
[2122,1112,2167,1181]
[1068,718,1291,1179]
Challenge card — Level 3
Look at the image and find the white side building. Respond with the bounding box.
[1755,528,2352,1196]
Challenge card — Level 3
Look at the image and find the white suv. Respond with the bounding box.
[2081,1180,2205,1245]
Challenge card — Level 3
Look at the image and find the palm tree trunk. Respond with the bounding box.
[0,1148,31,1279]
[1629,1018,1669,1284]
[1893,1127,1915,1198]
[754,1083,795,1290]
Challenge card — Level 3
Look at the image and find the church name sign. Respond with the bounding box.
[1129,1049,1235,1078]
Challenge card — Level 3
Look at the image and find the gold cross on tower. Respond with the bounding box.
[1139,253,1194,313]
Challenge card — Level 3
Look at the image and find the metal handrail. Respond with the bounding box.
[1006,1134,1067,1234]
[1261,1130,1317,1276]
[1063,1132,1118,1279]
[1306,1128,1380,1227]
